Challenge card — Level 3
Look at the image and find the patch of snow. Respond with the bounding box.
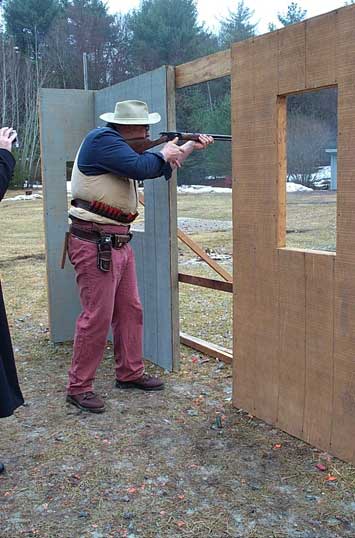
[286,182,313,193]
[313,165,331,180]
[23,183,42,189]
[178,185,231,194]
[288,166,331,189]
[5,193,43,201]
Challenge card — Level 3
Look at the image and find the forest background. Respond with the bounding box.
[0,0,343,187]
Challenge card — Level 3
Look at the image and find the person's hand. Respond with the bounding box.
[0,127,17,152]
[191,134,214,150]
[160,137,184,164]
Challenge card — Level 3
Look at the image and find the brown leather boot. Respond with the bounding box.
[66,392,105,413]
[116,373,164,391]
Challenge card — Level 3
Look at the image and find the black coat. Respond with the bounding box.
[0,149,24,417]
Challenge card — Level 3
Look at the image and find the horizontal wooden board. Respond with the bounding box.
[178,228,233,282]
[180,332,232,363]
[175,49,231,88]
[178,273,233,293]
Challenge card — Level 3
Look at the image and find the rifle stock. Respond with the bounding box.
[126,131,231,153]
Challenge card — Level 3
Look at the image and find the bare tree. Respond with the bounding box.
[287,114,333,187]
[0,31,49,184]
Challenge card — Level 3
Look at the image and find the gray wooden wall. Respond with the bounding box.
[39,66,179,371]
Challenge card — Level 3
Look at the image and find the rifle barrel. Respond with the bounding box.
[207,134,232,141]
[160,131,231,141]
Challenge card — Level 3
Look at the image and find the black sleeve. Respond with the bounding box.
[0,149,15,202]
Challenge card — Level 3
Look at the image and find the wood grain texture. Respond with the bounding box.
[303,253,335,450]
[332,5,355,461]
[305,11,337,89]
[332,261,355,462]
[166,65,180,371]
[175,49,231,88]
[277,249,306,438]
[232,38,257,412]
[250,33,280,424]
[277,97,287,248]
[178,273,233,293]
[232,3,355,463]
[278,23,306,95]
[180,332,232,363]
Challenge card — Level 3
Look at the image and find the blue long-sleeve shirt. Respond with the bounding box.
[78,127,172,181]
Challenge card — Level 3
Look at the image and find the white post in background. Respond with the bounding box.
[325,148,337,190]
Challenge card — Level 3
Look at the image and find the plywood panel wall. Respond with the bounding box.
[40,67,179,372]
[232,5,355,463]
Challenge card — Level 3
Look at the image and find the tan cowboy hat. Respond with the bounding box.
[99,100,161,125]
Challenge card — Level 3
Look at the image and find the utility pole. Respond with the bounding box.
[83,52,88,90]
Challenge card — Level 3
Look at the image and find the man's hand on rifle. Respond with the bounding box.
[159,134,214,170]
[188,134,214,151]
[160,137,184,167]
[170,134,214,169]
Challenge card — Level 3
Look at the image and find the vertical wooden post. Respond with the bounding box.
[277,96,287,248]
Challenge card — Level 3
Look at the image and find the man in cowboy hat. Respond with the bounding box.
[66,99,213,413]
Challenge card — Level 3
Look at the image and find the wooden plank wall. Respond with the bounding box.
[232,5,355,463]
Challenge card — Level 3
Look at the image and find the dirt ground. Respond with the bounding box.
[1,192,355,537]
[1,316,355,537]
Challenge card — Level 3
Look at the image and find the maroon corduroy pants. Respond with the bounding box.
[67,222,144,395]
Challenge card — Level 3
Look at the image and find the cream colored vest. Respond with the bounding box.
[69,151,138,226]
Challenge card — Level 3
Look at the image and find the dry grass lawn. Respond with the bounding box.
[0,189,354,538]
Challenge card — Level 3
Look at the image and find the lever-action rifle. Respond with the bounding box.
[126,131,231,154]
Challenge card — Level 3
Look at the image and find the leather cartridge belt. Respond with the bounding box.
[71,198,138,224]
[70,224,132,249]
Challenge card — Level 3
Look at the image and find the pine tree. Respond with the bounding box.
[218,1,257,48]
[127,0,217,73]
[278,2,307,27]
[3,0,65,54]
